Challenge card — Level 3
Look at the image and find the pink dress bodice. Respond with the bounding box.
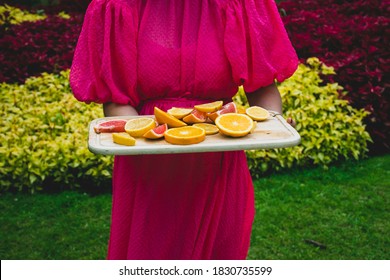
[70,0,297,107]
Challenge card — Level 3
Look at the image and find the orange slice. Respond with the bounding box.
[245,106,270,121]
[94,119,127,133]
[182,109,208,124]
[215,113,254,137]
[167,107,193,119]
[125,117,156,137]
[112,132,136,146]
[154,107,187,128]
[192,123,219,135]
[194,100,223,113]
[164,126,206,145]
[208,102,237,122]
[143,123,168,139]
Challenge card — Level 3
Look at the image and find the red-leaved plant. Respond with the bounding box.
[278,0,389,154]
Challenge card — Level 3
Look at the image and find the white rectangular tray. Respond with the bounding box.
[88,114,300,155]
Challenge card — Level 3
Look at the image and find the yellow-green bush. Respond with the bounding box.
[234,58,372,177]
[0,4,46,25]
[0,5,70,25]
[0,71,112,193]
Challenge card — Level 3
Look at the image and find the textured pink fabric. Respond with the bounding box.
[70,0,298,259]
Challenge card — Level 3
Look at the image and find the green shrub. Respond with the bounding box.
[234,58,372,177]
[0,71,112,193]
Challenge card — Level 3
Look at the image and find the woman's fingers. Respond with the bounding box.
[286,117,296,128]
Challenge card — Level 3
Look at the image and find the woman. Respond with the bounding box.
[70,0,298,259]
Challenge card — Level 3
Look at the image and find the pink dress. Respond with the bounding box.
[70,0,298,259]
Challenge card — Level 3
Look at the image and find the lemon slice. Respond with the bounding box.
[112,132,136,146]
[194,100,223,113]
[125,117,156,137]
[245,106,270,121]
[193,123,219,135]
[167,107,193,119]
[215,113,254,137]
[164,126,206,145]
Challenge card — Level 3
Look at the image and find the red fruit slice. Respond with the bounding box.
[208,102,237,122]
[143,123,168,139]
[94,119,127,134]
[182,109,208,124]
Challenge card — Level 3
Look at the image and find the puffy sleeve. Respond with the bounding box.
[224,0,298,92]
[70,0,140,107]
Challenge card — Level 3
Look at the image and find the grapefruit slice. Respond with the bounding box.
[154,107,187,128]
[143,123,168,139]
[208,102,237,122]
[182,109,208,124]
[215,113,254,137]
[94,119,127,134]
[125,117,156,137]
[164,126,206,145]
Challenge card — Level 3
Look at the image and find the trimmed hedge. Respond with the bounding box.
[1,59,371,192]
[279,0,389,154]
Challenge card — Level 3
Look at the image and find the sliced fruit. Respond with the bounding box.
[208,102,237,122]
[245,106,270,121]
[194,100,223,113]
[125,117,156,137]
[154,107,187,128]
[167,107,193,119]
[182,109,208,124]
[93,119,127,134]
[164,126,206,145]
[192,123,219,135]
[143,123,168,139]
[250,121,257,134]
[112,132,136,146]
[215,113,254,137]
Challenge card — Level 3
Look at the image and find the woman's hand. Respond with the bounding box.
[103,102,139,117]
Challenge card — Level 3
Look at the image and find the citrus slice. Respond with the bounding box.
[143,123,168,139]
[182,109,208,124]
[245,106,270,121]
[208,102,237,122]
[125,117,156,137]
[215,113,254,137]
[112,132,136,146]
[194,100,223,113]
[164,126,206,145]
[193,123,219,135]
[167,107,193,119]
[250,121,257,134]
[94,119,127,133]
[154,107,187,128]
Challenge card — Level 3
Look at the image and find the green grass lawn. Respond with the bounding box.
[0,155,389,260]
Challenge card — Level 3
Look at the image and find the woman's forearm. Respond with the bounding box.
[246,83,296,127]
[246,83,283,114]
[103,102,139,117]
